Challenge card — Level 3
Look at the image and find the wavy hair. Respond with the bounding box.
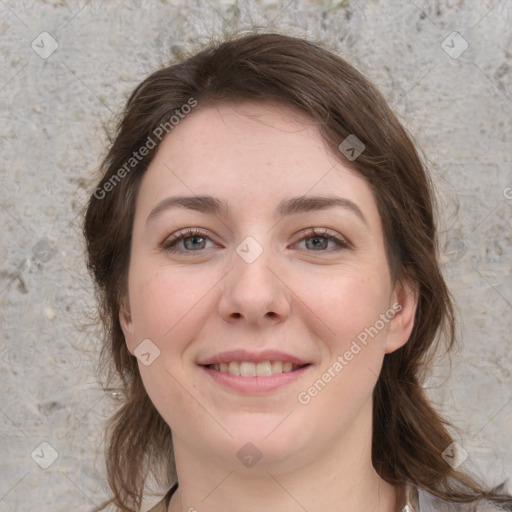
[84,32,512,511]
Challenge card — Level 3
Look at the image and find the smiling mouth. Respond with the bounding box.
[203,361,310,377]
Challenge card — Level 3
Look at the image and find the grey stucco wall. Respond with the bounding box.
[1,1,511,510]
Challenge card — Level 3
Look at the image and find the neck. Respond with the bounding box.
[167,402,401,512]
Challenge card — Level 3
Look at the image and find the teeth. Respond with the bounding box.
[240,361,256,377]
[256,361,272,376]
[283,362,293,372]
[210,360,304,376]
[272,361,283,373]
[228,361,239,375]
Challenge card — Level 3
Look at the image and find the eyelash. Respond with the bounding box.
[161,227,351,255]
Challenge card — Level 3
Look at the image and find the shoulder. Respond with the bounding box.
[145,498,167,512]
[417,488,512,512]
[145,482,178,512]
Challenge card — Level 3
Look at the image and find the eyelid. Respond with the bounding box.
[291,227,352,250]
[161,228,216,251]
[160,227,352,254]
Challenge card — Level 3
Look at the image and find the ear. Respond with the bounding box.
[119,296,137,355]
[384,277,418,354]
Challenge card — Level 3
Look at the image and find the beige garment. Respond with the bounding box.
[146,500,166,512]
[145,483,511,512]
[145,483,418,512]
[146,483,178,512]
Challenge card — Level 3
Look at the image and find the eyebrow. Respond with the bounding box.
[146,194,367,226]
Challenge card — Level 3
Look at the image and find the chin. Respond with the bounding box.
[218,417,315,464]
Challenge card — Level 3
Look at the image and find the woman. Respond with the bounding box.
[85,33,512,512]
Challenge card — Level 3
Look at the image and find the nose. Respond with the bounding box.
[217,239,291,328]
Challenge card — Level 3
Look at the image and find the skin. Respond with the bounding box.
[119,101,418,512]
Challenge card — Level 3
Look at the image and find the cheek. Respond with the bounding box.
[128,262,216,340]
[128,264,215,428]
[295,267,391,352]
[138,356,208,437]
[294,272,389,425]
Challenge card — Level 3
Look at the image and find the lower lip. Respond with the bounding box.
[200,365,312,394]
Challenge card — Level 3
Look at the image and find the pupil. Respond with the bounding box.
[185,236,204,250]
[308,236,327,250]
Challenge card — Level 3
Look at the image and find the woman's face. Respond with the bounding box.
[120,101,416,473]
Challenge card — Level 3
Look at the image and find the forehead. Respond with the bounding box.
[165,101,332,176]
[145,102,357,185]
[135,101,380,228]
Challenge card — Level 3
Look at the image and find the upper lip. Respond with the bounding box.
[198,349,310,366]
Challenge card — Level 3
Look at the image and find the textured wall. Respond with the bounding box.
[1,1,511,510]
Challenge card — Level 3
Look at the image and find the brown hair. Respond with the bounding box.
[84,32,511,511]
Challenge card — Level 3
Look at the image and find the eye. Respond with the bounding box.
[294,228,350,252]
[161,228,217,254]
[161,227,350,255]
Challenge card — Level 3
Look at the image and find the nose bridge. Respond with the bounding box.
[218,233,290,323]
[233,233,278,299]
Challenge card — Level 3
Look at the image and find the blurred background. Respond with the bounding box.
[1,0,511,510]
